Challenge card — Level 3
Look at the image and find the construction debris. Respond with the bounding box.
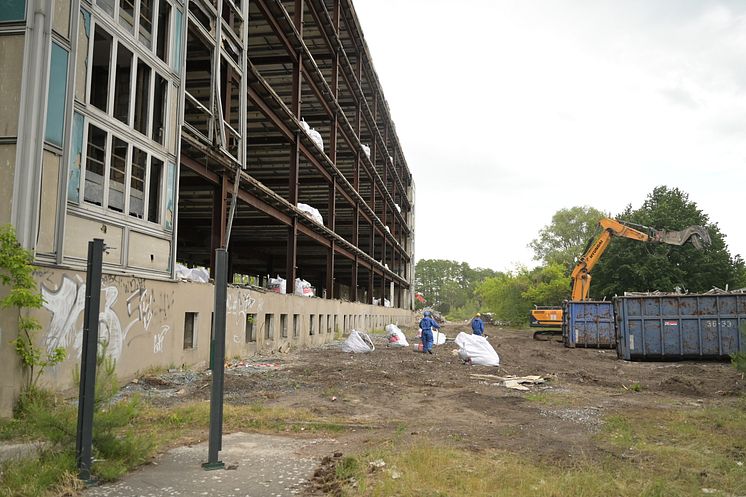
[470,373,546,391]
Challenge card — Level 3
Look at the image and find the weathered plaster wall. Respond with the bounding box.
[0,266,414,416]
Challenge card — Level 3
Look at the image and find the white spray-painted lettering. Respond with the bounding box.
[153,325,170,354]
[42,274,86,354]
[123,287,154,338]
[226,292,256,326]
[43,275,134,361]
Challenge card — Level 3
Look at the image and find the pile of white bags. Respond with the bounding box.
[294,278,314,297]
[385,324,409,347]
[297,203,324,225]
[454,332,500,366]
[268,275,287,294]
[341,330,375,353]
[300,119,324,150]
[175,263,210,283]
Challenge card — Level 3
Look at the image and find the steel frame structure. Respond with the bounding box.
[178,0,414,308]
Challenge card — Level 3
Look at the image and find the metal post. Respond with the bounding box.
[203,248,228,470]
[76,238,104,482]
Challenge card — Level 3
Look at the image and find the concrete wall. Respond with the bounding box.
[0,266,415,416]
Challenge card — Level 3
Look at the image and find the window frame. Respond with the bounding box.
[92,0,176,66]
[74,112,169,228]
[71,9,179,233]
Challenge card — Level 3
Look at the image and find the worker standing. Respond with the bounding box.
[419,311,440,354]
[471,313,484,336]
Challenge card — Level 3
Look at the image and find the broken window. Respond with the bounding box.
[119,0,135,32]
[138,0,154,48]
[155,0,171,62]
[74,9,179,233]
[113,44,133,124]
[45,42,69,147]
[164,161,175,230]
[68,112,85,203]
[152,73,167,144]
[97,0,115,17]
[280,314,288,338]
[133,60,151,135]
[171,8,183,72]
[183,312,197,349]
[84,124,107,206]
[90,27,113,112]
[130,146,147,218]
[147,157,163,223]
[108,137,128,213]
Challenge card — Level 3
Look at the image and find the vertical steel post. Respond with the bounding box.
[76,238,104,482]
[204,248,228,470]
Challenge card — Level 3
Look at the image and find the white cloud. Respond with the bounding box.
[354,0,746,271]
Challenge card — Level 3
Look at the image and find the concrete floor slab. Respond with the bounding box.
[84,433,325,497]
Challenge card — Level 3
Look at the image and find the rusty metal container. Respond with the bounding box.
[563,301,616,349]
[615,294,746,360]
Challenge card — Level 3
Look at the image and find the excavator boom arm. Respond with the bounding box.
[569,218,711,301]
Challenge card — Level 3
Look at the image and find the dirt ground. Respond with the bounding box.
[126,323,745,492]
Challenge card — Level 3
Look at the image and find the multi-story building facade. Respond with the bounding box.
[0,0,415,416]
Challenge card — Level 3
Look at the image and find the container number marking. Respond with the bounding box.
[704,320,733,328]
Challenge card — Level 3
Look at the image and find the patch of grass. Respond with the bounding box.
[335,399,746,497]
[2,395,357,496]
[0,450,79,497]
[139,401,355,442]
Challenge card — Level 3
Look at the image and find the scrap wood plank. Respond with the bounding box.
[470,373,546,391]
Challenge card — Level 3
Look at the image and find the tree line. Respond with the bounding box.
[416,186,746,325]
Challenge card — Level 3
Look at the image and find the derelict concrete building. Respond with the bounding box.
[0,0,415,416]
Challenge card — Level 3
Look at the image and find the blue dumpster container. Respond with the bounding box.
[563,301,616,349]
[615,294,746,360]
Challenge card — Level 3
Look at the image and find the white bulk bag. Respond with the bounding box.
[294,278,314,297]
[454,332,500,366]
[268,276,287,294]
[297,203,324,225]
[386,324,409,347]
[341,330,375,353]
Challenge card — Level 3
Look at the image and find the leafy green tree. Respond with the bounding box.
[591,186,743,298]
[477,263,570,326]
[477,272,532,326]
[530,206,606,268]
[522,263,571,306]
[414,259,499,315]
[0,225,65,390]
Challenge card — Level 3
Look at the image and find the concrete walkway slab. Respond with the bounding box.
[84,433,325,497]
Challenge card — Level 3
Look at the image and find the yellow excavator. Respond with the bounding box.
[530,218,711,337]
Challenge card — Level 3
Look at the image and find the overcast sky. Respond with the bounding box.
[353,0,746,273]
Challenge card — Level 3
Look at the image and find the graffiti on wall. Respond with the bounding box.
[226,291,258,343]
[153,325,170,354]
[41,273,174,361]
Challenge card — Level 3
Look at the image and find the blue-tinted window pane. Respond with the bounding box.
[170,9,183,73]
[0,0,25,22]
[67,112,84,203]
[164,161,175,230]
[45,43,69,147]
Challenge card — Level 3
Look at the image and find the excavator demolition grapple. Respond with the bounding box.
[530,218,711,340]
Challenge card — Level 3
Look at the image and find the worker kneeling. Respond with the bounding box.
[471,313,484,336]
[419,311,440,354]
